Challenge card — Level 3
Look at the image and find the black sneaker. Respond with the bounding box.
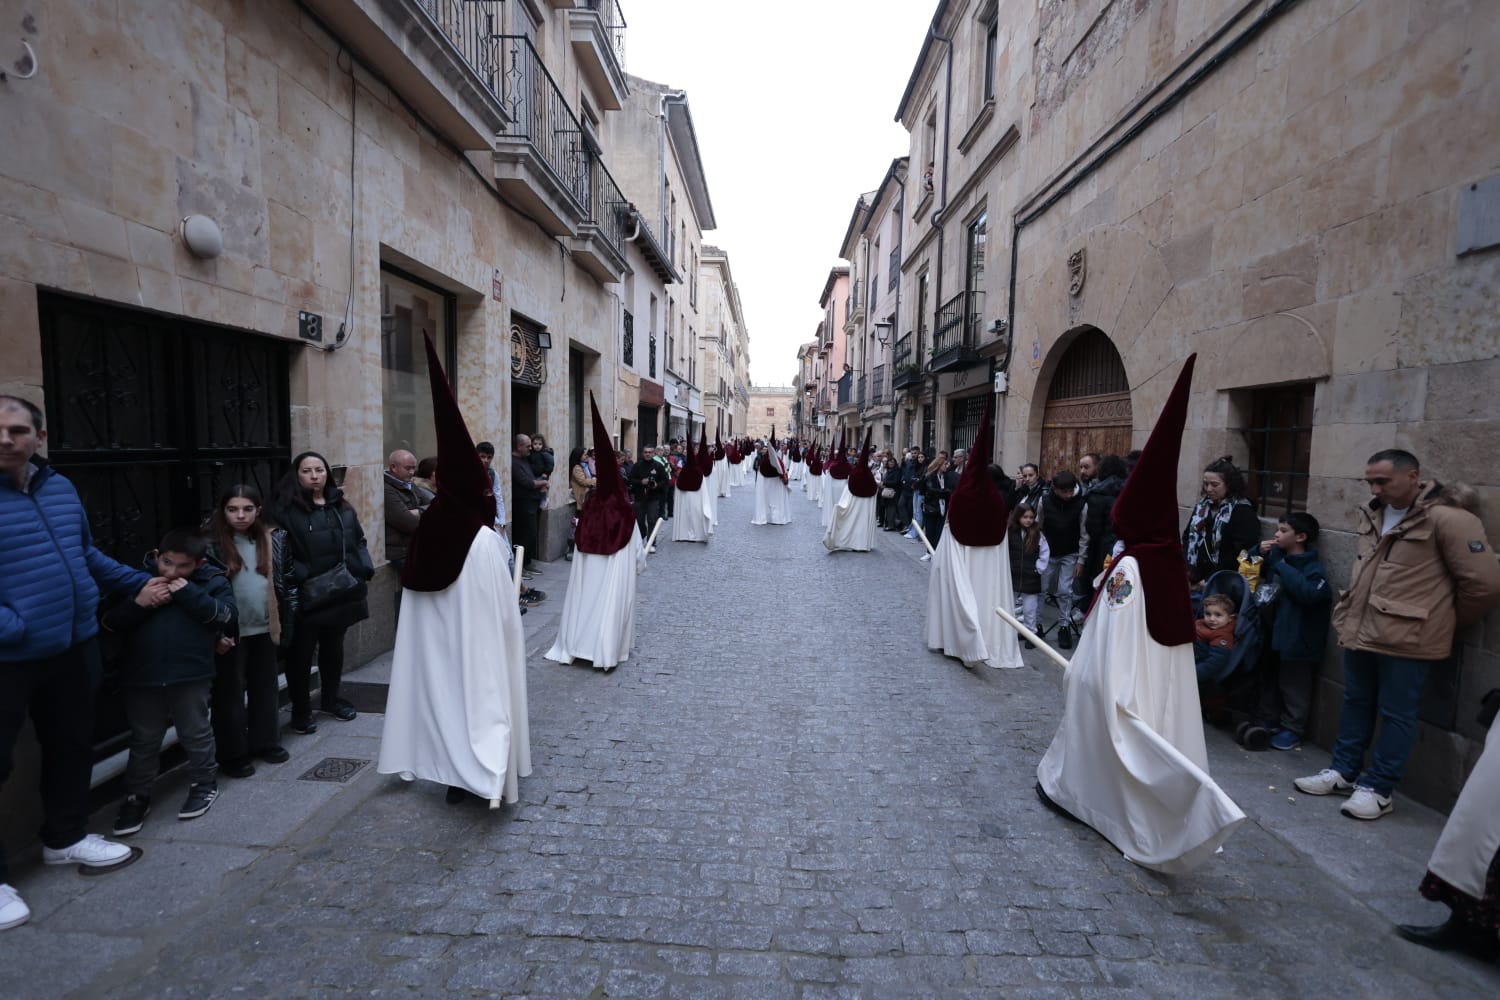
[521,588,547,606]
[1057,625,1073,650]
[112,795,151,837]
[321,698,357,722]
[254,746,290,764]
[220,758,256,779]
[178,783,218,820]
[290,716,318,735]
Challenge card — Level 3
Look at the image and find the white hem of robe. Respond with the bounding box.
[1429,720,1500,897]
[751,473,792,524]
[822,478,848,528]
[378,528,531,803]
[672,487,712,542]
[1036,556,1246,874]
[926,532,1023,669]
[715,459,731,497]
[824,490,877,552]
[544,528,643,670]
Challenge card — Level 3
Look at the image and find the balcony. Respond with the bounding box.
[847,279,866,326]
[569,0,629,111]
[493,35,590,236]
[871,364,887,406]
[305,0,509,150]
[836,372,852,407]
[931,290,984,372]
[857,374,867,409]
[568,156,631,282]
[892,334,924,391]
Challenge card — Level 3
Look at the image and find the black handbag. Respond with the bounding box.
[300,515,360,611]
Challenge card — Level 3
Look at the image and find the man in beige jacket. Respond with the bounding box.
[1295,449,1500,820]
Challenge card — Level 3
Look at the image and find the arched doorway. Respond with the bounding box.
[1040,328,1132,478]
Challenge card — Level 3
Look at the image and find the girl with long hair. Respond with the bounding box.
[204,485,296,771]
[1007,503,1050,647]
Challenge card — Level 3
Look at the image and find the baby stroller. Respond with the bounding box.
[1195,570,1267,744]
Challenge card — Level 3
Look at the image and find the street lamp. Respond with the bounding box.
[874,320,893,345]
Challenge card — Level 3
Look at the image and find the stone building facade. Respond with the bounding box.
[812,268,850,445]
[0,0,737,849]
[699,245,750,438]
[830,0,1499,810]
[839,159,908,452]
[746,387,796,442]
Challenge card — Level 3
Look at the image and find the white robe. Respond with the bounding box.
[1036,556,1246,874]
[672,486,712,542]
[704,471,720,525]
[822,478,848,528]
[715,458,731,498]
[545,527,645,670]
[820,472,834,509]
[378,528,531,803]
[1428,720,1500,898]
[751,470,792,525]
[788,459,803,482]
[926,531,1023,669]
[823,488,877,552]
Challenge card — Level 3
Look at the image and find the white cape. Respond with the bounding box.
[751,471,792,525]
[926,531,1023,669]
[822,478,848,528]
[672,486,712,542]
[545,527,645,670]
[378,528,531,802]
[1036,556,1246,873]
[823,489,877,552]
[1428,717,1500,898]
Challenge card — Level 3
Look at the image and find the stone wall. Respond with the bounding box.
[999,0,1499,809]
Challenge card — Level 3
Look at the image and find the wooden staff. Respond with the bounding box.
[994,605,1071,671]
[513,546,525,597]
[911,520,934,555]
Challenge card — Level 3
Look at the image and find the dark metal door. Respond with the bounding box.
[39,292,291,761]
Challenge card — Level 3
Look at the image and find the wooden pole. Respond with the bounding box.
[643,516,665,553]
[911,520,934,555]
[513,546,525,597]
[994,605,1071,671]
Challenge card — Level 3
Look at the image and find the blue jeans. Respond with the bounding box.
[1329,650,1432,797]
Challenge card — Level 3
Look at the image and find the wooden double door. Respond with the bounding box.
[1037,328,1132,480]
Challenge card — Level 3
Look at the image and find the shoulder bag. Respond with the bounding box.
[300,511,361,611]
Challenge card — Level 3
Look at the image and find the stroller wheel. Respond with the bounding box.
[1241,725,1271,751]
[1235,720,1253,745]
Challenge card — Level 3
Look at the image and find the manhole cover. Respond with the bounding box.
[298,757,370,783]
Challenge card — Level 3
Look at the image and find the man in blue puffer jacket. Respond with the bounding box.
[0,395,158,932]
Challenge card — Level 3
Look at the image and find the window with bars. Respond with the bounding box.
[1238,383,1315,517]
[622,309,634,367]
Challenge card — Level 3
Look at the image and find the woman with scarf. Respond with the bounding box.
[1183,456,1260,590]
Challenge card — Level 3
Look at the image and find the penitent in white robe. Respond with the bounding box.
[1428,720,1500,900]
[716,459,731,498]
[545,527,645,671]
[823,489,877,552]
[672,487,712,542]
[378,528,532,803]
[1036,556,1246,874]
[822,478,847,528]
[926,531,1023,670]
[788,459,803,482]
[751,471,792,525]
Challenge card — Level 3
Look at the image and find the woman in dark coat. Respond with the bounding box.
[877,456,902,530]
[274,451,375,733]
[1183,456,1261,589]
[922,454,954,546]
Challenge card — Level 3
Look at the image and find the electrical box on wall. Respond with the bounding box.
[299,311,323,342]
[994,371,1008,394]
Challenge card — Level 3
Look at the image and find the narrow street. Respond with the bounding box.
[5,479,1497,998]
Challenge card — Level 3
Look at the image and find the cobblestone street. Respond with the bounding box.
[5,483,1498,999]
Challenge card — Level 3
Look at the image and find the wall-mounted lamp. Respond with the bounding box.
[874,320,894,345]
[536,331,553,350]
[180,214,223,259]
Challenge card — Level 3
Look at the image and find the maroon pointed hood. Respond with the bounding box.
[676,434,704,491]
[828,429,851,479]
[713,429,726,462]
[1103,354,1197,646]
[575,392,637,554]
[726,440,742,464]
[696,427,713,475]
[401,334,494,592]
[946,394,1007,547]
[806,443,823,476]
[847,428,877,498]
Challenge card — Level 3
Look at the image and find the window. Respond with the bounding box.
[916,270,930,356]
[922,109,938,197]
[1239,384,1315,517]
[690,247,698,307]
[766,406,775,417]
[966,211,987,293]
[381,266,456,460]
[983,14,999,102]
[648,293,658,378]
[622,309,634,367]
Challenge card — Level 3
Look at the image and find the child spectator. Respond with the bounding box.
[1007,503,1050,648]
[1255,512,1331,751]
[104,528,237,835]
[1194,594,1237,683]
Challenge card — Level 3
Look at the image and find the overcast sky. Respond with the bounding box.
[623,0,938,387]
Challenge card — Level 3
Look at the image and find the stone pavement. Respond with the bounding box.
[2,479,1497,998]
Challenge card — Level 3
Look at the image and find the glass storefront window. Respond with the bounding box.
[381,267,455,462]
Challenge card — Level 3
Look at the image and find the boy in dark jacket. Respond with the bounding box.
[1255,512,1331,751]
[104,528,237,834]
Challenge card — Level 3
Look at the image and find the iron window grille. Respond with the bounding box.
[1237,383,1315,518]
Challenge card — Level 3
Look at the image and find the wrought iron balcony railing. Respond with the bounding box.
[892,334,923,390]
[931,290,984,372]
[871,365,887,406]
[583,0,627,66]
[586,154,631,263]
[415,1,504,101]
[499,34,590,209]
[857,374,867,409]
[836,372,852,406]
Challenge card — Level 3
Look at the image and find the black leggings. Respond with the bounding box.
[284,624,348,719]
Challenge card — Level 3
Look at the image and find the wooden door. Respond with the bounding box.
[1038,329,1132,480]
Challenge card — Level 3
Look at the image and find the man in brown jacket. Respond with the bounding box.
[1296,449,1500,819]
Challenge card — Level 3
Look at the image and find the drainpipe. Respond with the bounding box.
[658,90,688,249]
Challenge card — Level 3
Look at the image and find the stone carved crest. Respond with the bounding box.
[1068,249,1086,296]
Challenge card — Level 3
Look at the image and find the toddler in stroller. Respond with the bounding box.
[1194,569,1267,745]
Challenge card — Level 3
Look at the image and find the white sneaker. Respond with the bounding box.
[0,883,29,930]
[1293,768,1354,796]
[1341,785,1393,820]
[42,833,131,868]
[919,553,932,561]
